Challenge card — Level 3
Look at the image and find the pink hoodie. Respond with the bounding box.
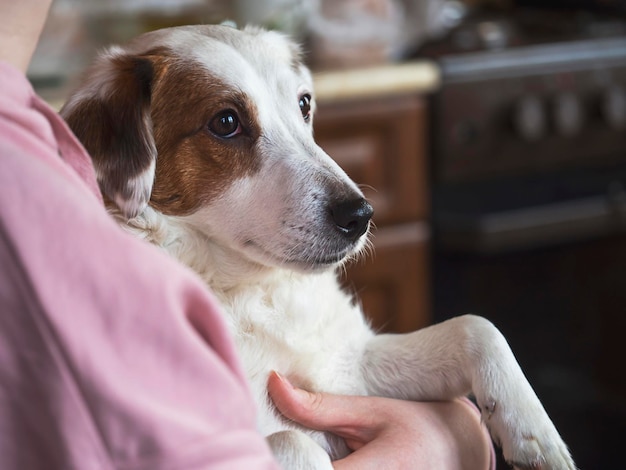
[0,61,280,469]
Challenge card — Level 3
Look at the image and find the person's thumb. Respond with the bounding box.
[267,371,377,440]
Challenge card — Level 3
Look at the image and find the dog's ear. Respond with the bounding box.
[61,46,158,219]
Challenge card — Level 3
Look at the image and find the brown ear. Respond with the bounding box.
[61,47,157,219]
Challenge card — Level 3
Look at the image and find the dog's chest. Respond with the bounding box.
[216,270,373,433]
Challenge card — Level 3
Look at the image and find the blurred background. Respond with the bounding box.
[30,0,626,468]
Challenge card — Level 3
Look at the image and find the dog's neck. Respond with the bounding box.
[112,205,300,292]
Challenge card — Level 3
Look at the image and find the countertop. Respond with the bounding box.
[312,60,440,103]
[42,60,440,110]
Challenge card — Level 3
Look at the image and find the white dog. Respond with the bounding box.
[61,24,576,470]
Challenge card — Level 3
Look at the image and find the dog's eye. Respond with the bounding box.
[299,94,312,122]
[209,110,241,138]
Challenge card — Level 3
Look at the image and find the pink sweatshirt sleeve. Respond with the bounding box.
[0,61,280,470]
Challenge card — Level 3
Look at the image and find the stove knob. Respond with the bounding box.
[601,86,626,130]
[552,92,583,137]
[513,95,546,142]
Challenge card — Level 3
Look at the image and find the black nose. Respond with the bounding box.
[329,198,373,241]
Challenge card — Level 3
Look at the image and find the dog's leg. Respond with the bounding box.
[267,430,333,470]
[361,314,576,470]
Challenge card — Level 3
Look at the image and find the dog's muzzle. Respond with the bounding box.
[329,198,373,242]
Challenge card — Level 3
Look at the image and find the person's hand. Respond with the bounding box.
[267,371,493,470]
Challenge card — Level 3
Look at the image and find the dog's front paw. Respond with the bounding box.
[480,397,576,470]
[267,430,333,470]
[459,316,576,469]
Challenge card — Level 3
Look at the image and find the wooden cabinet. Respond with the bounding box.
[314,94,431,333]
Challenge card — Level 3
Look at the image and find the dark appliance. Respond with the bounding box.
[421,8,626,469]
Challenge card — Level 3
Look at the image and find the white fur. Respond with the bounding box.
[111,159,155,218]
[67,25,576,470]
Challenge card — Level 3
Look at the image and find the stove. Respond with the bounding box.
[419,8,626,252]
[417,7,626,469]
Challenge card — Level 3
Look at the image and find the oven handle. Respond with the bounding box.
[436,193,626,253]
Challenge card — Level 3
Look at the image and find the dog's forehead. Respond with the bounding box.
[138,25,310,93]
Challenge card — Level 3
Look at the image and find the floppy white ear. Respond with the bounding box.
[61,46,157,219]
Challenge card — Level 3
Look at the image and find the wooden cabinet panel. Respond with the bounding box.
[314,94,431,332]
[342,222,431,333]
[315,95,429,226]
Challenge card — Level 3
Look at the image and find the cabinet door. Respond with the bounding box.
[314,95,429,225]
[343,222,431,333]
[315,95,431,333]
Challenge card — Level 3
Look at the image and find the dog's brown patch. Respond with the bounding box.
[148,56,263,215]
[63,44,265,218]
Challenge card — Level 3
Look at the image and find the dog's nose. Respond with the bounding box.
[330,198,373,241]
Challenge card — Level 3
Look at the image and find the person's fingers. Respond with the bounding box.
[334,400,491,470]
[267,371,378,440]
[331,442,395,470]
[332,428,424,470]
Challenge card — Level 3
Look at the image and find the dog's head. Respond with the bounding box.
[62,24,372,272]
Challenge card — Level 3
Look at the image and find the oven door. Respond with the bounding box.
[431,167,626,469]
[434,165,626,254]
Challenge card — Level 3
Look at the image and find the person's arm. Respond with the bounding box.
[268,371,494,470]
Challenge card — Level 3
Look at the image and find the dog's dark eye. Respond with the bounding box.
[299,94,312,122]
[209,110,241,138]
